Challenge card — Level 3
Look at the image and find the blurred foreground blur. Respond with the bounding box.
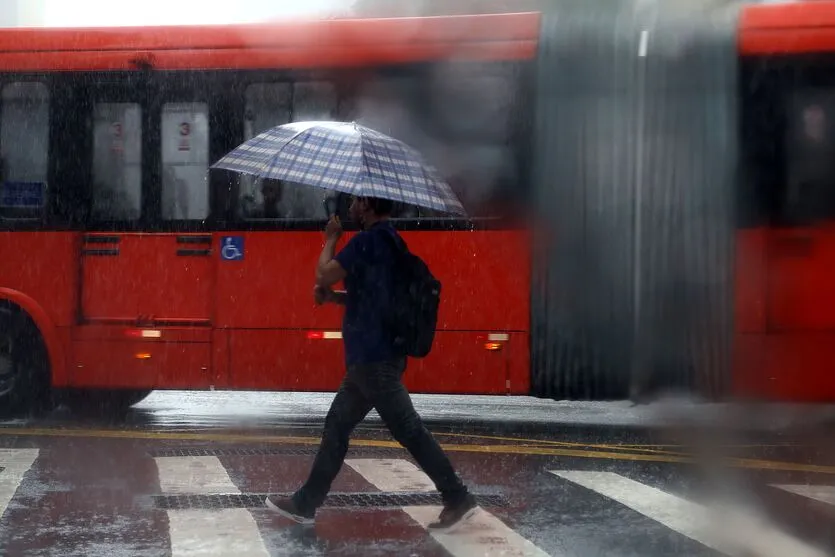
[0,0,834,554]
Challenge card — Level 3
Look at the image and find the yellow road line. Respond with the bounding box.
[2,426,833,474]
[441,443,835,475]
[445,435,802,452]
[394,429,796,456]
[430,431,686,456]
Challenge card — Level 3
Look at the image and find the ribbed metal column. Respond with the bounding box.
[530,0,740,400]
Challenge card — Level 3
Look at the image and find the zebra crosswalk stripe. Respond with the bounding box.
[772,484,835,507]
[348,458,554,557]
[549,470,829,557]
[154,455,269,557]
[0,449,38,520]
[4,448,835,557]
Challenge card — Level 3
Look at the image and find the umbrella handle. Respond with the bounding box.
[323,198,336,218]
[323,194,345,219]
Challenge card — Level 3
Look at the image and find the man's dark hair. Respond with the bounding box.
[363,196,393,216]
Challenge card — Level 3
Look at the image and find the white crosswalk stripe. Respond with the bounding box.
[0,449,38,520]
[551,470,716,550]
[3,447,835,557]
[772,484,835,507]
[550,470,830,557]
[154,455,270,557]
[348,458,554,557]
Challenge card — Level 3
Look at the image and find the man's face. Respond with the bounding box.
[349,196,367,223]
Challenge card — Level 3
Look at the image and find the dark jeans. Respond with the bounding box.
[292,357,468,512]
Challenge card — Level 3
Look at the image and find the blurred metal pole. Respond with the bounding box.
[629,1,658,402]
[531,0,739,401]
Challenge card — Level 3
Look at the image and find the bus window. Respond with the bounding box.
[244,83,291,139]
[161,102,209,221]
[347,67,524,221]
[239,83,291,220]
[783,92,835,225]
[240,178,328,221]
[91,103,141,221]
[350,76,428,219]
[426,63,522,218]
[0,82,49,221]
[292,81,337,122]
[430,64,516,142]
[238,82,328,221]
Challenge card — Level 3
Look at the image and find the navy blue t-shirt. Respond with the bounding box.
[334,220,400,366]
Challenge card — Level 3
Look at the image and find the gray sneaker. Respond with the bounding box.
[428,494,478,531]
[265,495,315,525]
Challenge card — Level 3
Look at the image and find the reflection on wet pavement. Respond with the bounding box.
[0,392,833,556]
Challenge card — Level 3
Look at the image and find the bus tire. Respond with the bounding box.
[0,303,52,418]
[58,389,152,416]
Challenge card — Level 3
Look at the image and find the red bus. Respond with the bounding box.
[4,1,835,417]
[735,1,835,402]
[0,13,538,416]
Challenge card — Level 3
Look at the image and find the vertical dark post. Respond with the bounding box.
[530,0,740,401]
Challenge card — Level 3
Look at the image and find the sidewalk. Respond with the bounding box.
[134,391,835,433]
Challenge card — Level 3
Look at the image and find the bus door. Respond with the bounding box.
[763,93,835,399]
[80,82,214,326]
[767,226,835,332]
[767,97,835,332]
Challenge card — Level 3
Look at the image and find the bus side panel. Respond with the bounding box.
[732,228,770,401]
[0,232,79,327]
[734,229,767,335]
[506,332,531,395]
[53,327,73,387]
[734,226,835,402]
[408,229,530,332]
[0,231,79,386]
[226,329,527,394]
[214,230,529,330]
[402,332,508,395]
[734,333,835,402]
[402,330,530,395]
[225,329,342,391]
[71,340,212,389]
[69,326,213,389]
[212,328,231,388]
[215,229,529,393]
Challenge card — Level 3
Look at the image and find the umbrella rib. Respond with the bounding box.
[258,125,317,178]
[357,129,374,198]
[279,129,332,185]
[320,132,360,196]
[214,121,467,216]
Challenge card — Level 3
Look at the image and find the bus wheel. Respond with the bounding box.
[59,389,152,416]
[0,304,51,418]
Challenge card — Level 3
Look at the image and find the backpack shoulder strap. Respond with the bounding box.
[379,225,408,256]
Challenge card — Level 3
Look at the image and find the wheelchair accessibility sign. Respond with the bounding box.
[220,236,244,261]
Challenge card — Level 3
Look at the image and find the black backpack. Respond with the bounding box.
[382,230,441,358]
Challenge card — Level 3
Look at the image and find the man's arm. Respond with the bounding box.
[316,216,348,287]
[316,237,347,287]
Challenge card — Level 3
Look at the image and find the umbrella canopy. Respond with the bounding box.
[211,121,466,216]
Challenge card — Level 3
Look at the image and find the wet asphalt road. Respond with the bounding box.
[0,391,833,556]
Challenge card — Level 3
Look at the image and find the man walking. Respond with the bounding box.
[265,195,477,530]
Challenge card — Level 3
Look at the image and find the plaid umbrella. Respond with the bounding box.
[212,121,466,216]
